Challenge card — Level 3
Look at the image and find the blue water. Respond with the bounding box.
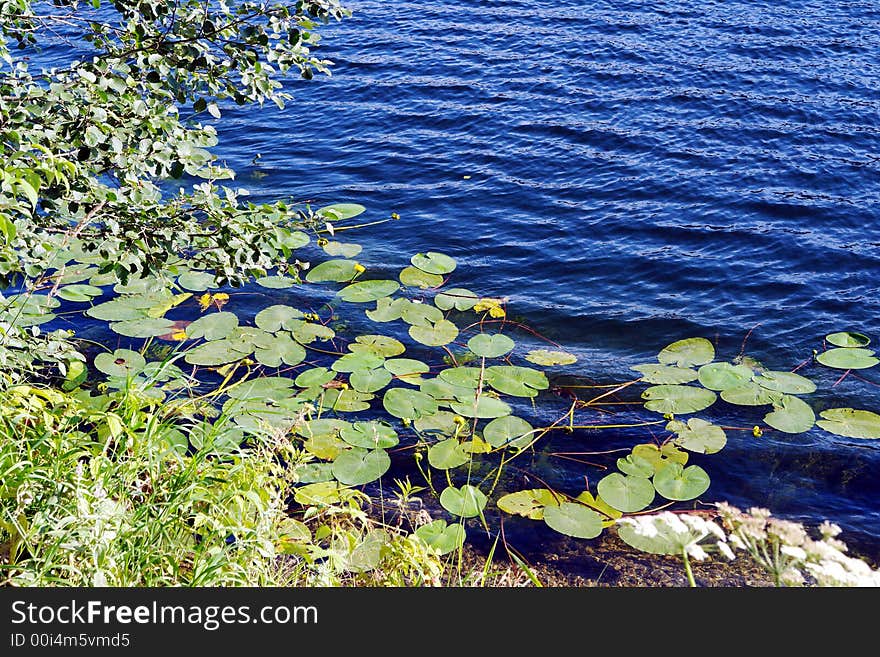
[211,0,880,557]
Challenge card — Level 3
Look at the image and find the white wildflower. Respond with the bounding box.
[717,541,735,560]
[780,545,807,561]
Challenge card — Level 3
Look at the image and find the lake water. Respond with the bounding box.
[211,0,880,557]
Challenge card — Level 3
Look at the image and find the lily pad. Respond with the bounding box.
[439,367,482,389]
[340,421,399,449]
[287,320,335,345]
[596,473,655,513]
[399,266,444,289]
[697,362,754,391]
[816,408,880,439]
[366,297,408,323]
[321,388,373,413]
[94,349,146,378]
[826,331,871,348]
[331,448,391,486]
[414,411,460,437]
[428,439,470,470]
[497,489,563,520]
[482,415,534,449]
[439,485,487,518]
[616,454,655,478]
[401,301,444,327]
[409,319,459,346]
[322,241,362,258]
[574,492,623,522]
[349,367,393,393]
[543,503,603,539]
[332,351,385,373]
[720,383,781,406]
[177,270,217,292]
[632,443,689,469]
[305,259,360,283]
[184,339,251,366]
[411,251,456,275]
[667,418,727,454]
[434,288,478,311]
[255,275,297,289]
[816,348,879,370]
[254,304,305,332]
[383,388,439,420]
[185,311,239,341]
[642,385,717,415]
[225,377,295,401]
[414,520,466,556]
[653,463,711,501]
[524,349,578,367]
[338,279,400,303]
[304,432,347,461]
[110,317,175,338]
[467,333,515,358]
[764,395,815,434]
[86,298,148,321]
[349,334,406,357]
[57,283,103,303]
[384,358,430,383]
[657,337,715,368]
[485,365,549,398]
[295,367,336,388]
[449,395,512,419]
[315,203,366,221]
[632,364,698,385]
[253,333,306,367]
[754,370,817,394]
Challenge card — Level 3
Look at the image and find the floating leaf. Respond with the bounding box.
[468,333,515,358]
[764,395,815,434]
[349,368,393,393]
[574,491,622,523]
[439,485,487,518]
[720,383,780,406]
[306,259,360,283]
[434,288,478,311]
[400,301,443,327]
[331,448,391,486]
[340,421,399,449]
[414,520,466,555]
[185,311,238,341]
[86,298,148,321]
[482,415,534,449]
[93,349,146,378]
[184,339,251,366]
[667,418,727,454]
[338,280,400,303]
[296,418,348,439]
[826,332,871,348]
[422,377,473,402]
[294,463,335,485]
[497,489,563,520]
[293,481,347,507]
[657,337,715,368]
[414,411,460,437]
[304,433,347,461]
[596,473,655,513]
[177,271,217,292]
[543,503,603,539]
[321,388,373,413]
[287,319,335,344]
[816,408,880,439]
[642,385,717,414]
[411,251,456,275]
[616,454,655,478]
[384,358,429,384]
[399,266,443,289]
[295,367,336,388]
[349,334,405,357]
[653,463,710,501]
[332,351,385,373]
[57,283,103,303]
[449,395,512,419]
[366,297,408,323]
[754,370,817,394]
[254,333,306,367]
[632,364,698,385]
[255,275,297,289]
[109,317,175,338]
[322,241,362,258]
[225,377,295,401]
[632,443,688,469]
[524,350,578,367]
[697,362,753,391]
[485,365,549,398]
[409,319,459,346]
[438,367,482,389]
[315,203,366,221]
[254,304,305,332]
[428,439,470,470]
[383,388,438,420]
[816,348,879,370]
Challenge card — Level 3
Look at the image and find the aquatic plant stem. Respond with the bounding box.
[682,549,697,587]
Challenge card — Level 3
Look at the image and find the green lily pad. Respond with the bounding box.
[315,203,366,221]
[421,377,474,403]
[399,266,444,289]
[653,463,711,501]
[754,370,817,394]
[468,333,515,358]
[305,259,360,283]
[331,448,391,486]
[295,367,336,388]
[86,298,148,321]
[497,489,563,520]
[57,283,103,303]
[401,301,444,327]
[340,421,399,449]
[186,311,239,341]
[720,383,781,406]
[596,473,655,513]
[816,348,879,370]
[349,334,406,357]
[184,339,251,366]
[321,388,373,413]
[293,481,347,506]
[439,485,487,518]
[411,251,456,275]
[543,503,604,540]
[254,333,306,367]
[409,319,459,347]
[574,492,623,522]
[110,317,175,338]
[366,297,408,323]
[295,418,348,439]
[414,520,466,556]
[225,377,295,401]
[254,304,305,332]
[322,241,362,258]
[816,408,880,439]
[332,351,385,373]
[286,320,335,345]
[667,418,727,454]
[93,349,146,378]
[113,275,166,295]
[485,365,549,398]
[414,411,460,437]
[255,275,297,289]
[642,385,717,414]
[697,362,754,391]
[383,388,439,420]
[826,331,871,348]
[177,270,217,292]
[632,364,699,385]
[434,288,478,311]
[338,279,400,303]
[482,415,534,449]
[631,443,689,469]
[428,439,470,470]
[384,358,430,384]
[449,395,512,419]
[657,337,715,368]
[304,432,348,461]
[438,367,482,389]
[349,367,393,393]
[616,454,655,478]
[524,349,578,367]
[764,395,815,434]
[294,462,335,485]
